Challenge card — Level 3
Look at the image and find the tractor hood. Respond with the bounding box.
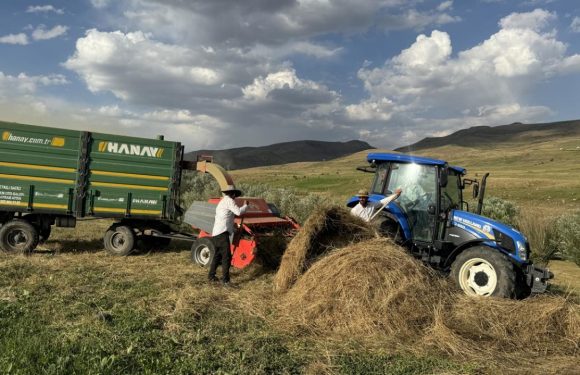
[451,210,529,263]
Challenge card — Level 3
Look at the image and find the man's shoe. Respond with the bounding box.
[222,281,238,289]
[208,277,219,284]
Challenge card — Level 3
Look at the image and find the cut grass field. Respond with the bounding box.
[1,221,479,375]
[1,219,578,374]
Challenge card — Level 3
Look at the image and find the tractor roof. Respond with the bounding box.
[367,152,466,174]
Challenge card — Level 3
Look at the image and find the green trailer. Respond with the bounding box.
[0,120,193,255]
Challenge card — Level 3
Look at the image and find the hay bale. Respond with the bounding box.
[273,206,375,292]
[277,238,448,341]
[273,206,580,371]
[424,294,580,360]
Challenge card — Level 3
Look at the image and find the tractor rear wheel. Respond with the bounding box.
[451,246,516,298]
[104,225,136,256]
[191,238,215,267]
[0,220,39,254]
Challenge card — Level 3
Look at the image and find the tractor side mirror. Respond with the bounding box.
[472,182,479,199]
[439,166,448,188]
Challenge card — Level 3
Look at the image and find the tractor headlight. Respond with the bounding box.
[516,241,528,261]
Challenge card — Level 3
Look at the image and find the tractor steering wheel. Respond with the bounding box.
[404,192,432,211]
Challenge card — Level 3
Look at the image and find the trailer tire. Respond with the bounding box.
[0,220,39,254]
[104,225,135,256]
[191,238,215,267]
[451,246,516,298]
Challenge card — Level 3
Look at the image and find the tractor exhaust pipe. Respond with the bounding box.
[476,173,490,215]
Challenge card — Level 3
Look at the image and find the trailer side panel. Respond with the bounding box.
[0,121,80,214]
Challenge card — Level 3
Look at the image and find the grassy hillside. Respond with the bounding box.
[232,135,580,214]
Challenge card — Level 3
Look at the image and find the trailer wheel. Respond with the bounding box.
[0,220,39,254]
[191,238,215,267]
[104,225,136,256]
[451,246,516,298]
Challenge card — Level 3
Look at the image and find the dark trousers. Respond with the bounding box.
[208,232,232,282]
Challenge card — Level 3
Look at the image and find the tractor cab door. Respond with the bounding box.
[384,163,437,243]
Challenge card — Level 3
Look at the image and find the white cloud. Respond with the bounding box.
[499,8,556,31]
[350,9,580,145]
[64,29,244,103]
[437,1,453,12]
[32,25,68,40]
[26,5,64,14]
[0,72,67,97]
[90,0,111,9]
[243,69,330,101]
[346,98,394,121]
[571,17,580,33]
[118,0,459,48]
[0,33,29,45]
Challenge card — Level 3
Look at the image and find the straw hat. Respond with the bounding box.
[356,189,369,198]
[221,184,242,197]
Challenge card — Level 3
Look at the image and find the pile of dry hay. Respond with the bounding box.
[274,206,580,371]
[277,238,448,342]
[273,206,375,292]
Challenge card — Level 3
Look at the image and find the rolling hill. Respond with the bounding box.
[232,119,580,213]
[185,140,373,170]
[395,119,580,152]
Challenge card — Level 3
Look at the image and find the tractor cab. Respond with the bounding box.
[349,152,553,298]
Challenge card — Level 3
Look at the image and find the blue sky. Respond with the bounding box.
[1,0,579,150]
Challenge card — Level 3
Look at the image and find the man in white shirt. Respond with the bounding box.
[350,188,402,222]
[209,185,249,285]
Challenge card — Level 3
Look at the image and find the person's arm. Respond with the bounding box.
[379,188,402,205]
[239,200,249,215]
[227,198,248,216]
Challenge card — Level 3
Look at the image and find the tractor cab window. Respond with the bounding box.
[371,163,389,194]
[386,163,437,242]
[441,171,462,212]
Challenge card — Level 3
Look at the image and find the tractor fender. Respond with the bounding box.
[443,239,512,269]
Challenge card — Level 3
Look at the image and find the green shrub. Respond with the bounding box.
[180,171,220,208]
[481,196,520,227]
[179,172,337,224]
[516,212,556,265]
[549,213,580,266]
[238,183,336,224]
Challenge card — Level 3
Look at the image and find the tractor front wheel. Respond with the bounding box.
[191,238,215,267]
[451,246,516,298]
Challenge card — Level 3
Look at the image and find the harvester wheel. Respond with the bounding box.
[104,225,135,256]
[451,246,516,298]
[191,238,215,267]
[0,220,39,254]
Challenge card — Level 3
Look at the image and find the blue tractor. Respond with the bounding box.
[348,152,553,298]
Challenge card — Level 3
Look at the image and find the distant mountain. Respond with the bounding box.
[395,120,580,152]
[185,140,374,170]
